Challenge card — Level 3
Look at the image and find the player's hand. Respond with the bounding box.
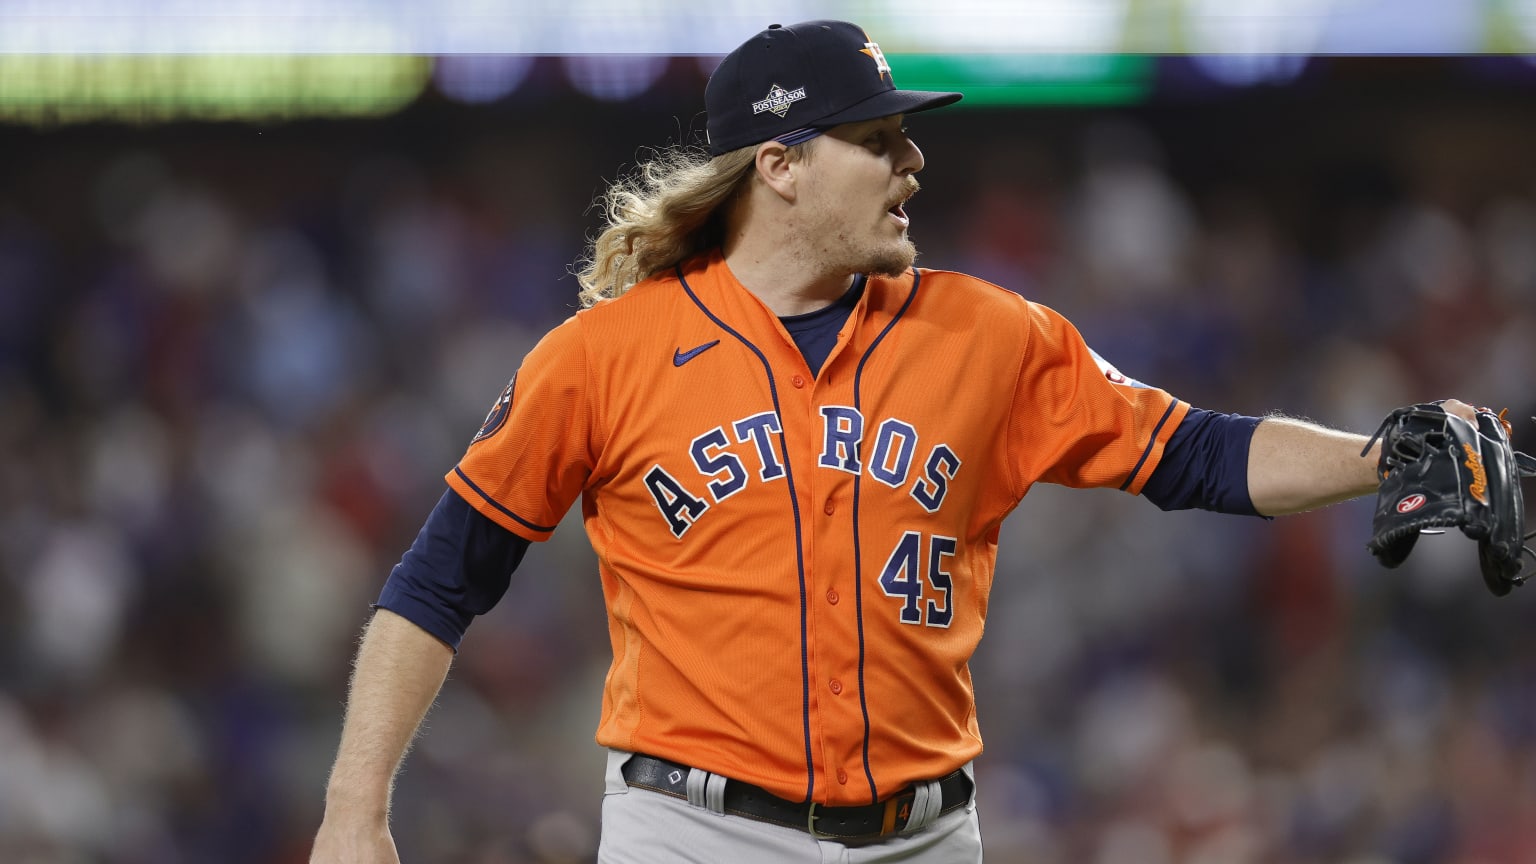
[1441,398,1477,424]
[310,817,401,864]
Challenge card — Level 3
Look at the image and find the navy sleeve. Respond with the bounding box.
[375,488,531,651]
[1141,408,1266,516]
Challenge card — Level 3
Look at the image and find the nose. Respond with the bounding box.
[896,134,925,176]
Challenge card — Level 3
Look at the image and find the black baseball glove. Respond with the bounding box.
[1362,401,1536,596]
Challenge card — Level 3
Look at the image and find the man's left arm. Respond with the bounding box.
[1246,400,1479,516]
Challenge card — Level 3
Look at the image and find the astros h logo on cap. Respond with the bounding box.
[704,20,962,156]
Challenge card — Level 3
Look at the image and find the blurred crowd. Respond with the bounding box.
[3,59,1536,863]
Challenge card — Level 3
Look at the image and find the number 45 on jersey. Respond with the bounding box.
[879,531,955,628]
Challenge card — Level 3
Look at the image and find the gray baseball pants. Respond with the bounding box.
[596,750,983,863]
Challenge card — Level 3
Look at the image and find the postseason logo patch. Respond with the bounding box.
[753,83,806,118]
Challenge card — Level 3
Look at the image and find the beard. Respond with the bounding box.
[861,176,922,276]
[792,223,920,281]
[794,175,923,279]
[863,235,919,277]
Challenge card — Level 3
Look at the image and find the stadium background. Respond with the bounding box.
[4,3,1536,862]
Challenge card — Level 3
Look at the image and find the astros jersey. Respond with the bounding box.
[448,250,1189,806]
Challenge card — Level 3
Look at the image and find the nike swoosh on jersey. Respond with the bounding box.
[673,340,721,367]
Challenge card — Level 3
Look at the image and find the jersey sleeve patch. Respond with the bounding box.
[1087,348,1151,390]
[471,375,516,444]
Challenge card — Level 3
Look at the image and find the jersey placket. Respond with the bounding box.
[799,331,881,804]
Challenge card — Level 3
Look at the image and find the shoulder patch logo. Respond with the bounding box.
[471,375,515,443]
[1087,348,1150,389]
[752,83,807,118]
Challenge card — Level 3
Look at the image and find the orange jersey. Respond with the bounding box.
[448,250,1188,806]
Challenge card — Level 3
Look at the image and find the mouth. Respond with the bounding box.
[884,180,915,230]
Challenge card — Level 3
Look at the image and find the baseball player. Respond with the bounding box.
[310,20,1484,863]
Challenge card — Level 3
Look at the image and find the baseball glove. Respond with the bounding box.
[1362,401,1536,596]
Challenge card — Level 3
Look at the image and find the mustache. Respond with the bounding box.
[889,176,921,208]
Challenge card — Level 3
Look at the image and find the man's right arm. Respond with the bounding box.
[311,488,532,861]
[311,608,454,863]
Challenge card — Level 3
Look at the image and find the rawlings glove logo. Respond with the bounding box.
[1462,442,1488,504]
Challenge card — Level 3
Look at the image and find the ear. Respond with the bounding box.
[754,141,798,203]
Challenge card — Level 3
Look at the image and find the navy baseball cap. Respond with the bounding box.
[705,20,963,156]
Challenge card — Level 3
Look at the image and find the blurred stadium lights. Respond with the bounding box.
[1512,0,1536,48]
[0,0,413,53]
[0,1,1533,124]
[561,54,669,102]
[1184,0,1330,54]
[872,0,1129,53]
[1182,0,1322,87]
[433,54,534,104]
[0,0,1528,54]
[1315,0,1484,53]
[0,54,431,123]
[1188,54,1310,87]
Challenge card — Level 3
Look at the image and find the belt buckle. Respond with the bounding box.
[806,802,830,839]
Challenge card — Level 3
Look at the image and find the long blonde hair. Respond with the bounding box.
[574,143,789,307]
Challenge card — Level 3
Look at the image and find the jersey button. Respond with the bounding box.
[792,375,806,389]
[836,769,848,785]
[829,679,843,695]
[823,499,835,515]
[826,588,839,605]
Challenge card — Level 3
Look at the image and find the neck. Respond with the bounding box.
[722,231,855,318]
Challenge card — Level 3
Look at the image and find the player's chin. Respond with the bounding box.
[866,240,918,277]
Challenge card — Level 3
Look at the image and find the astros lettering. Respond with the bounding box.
[645,410,961,538]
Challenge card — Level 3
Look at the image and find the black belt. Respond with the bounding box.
[620,753,971,840]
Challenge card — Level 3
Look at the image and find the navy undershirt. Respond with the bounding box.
[1141,410,1262,515]
[778,275,866,376]
[376,282,1262,649]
